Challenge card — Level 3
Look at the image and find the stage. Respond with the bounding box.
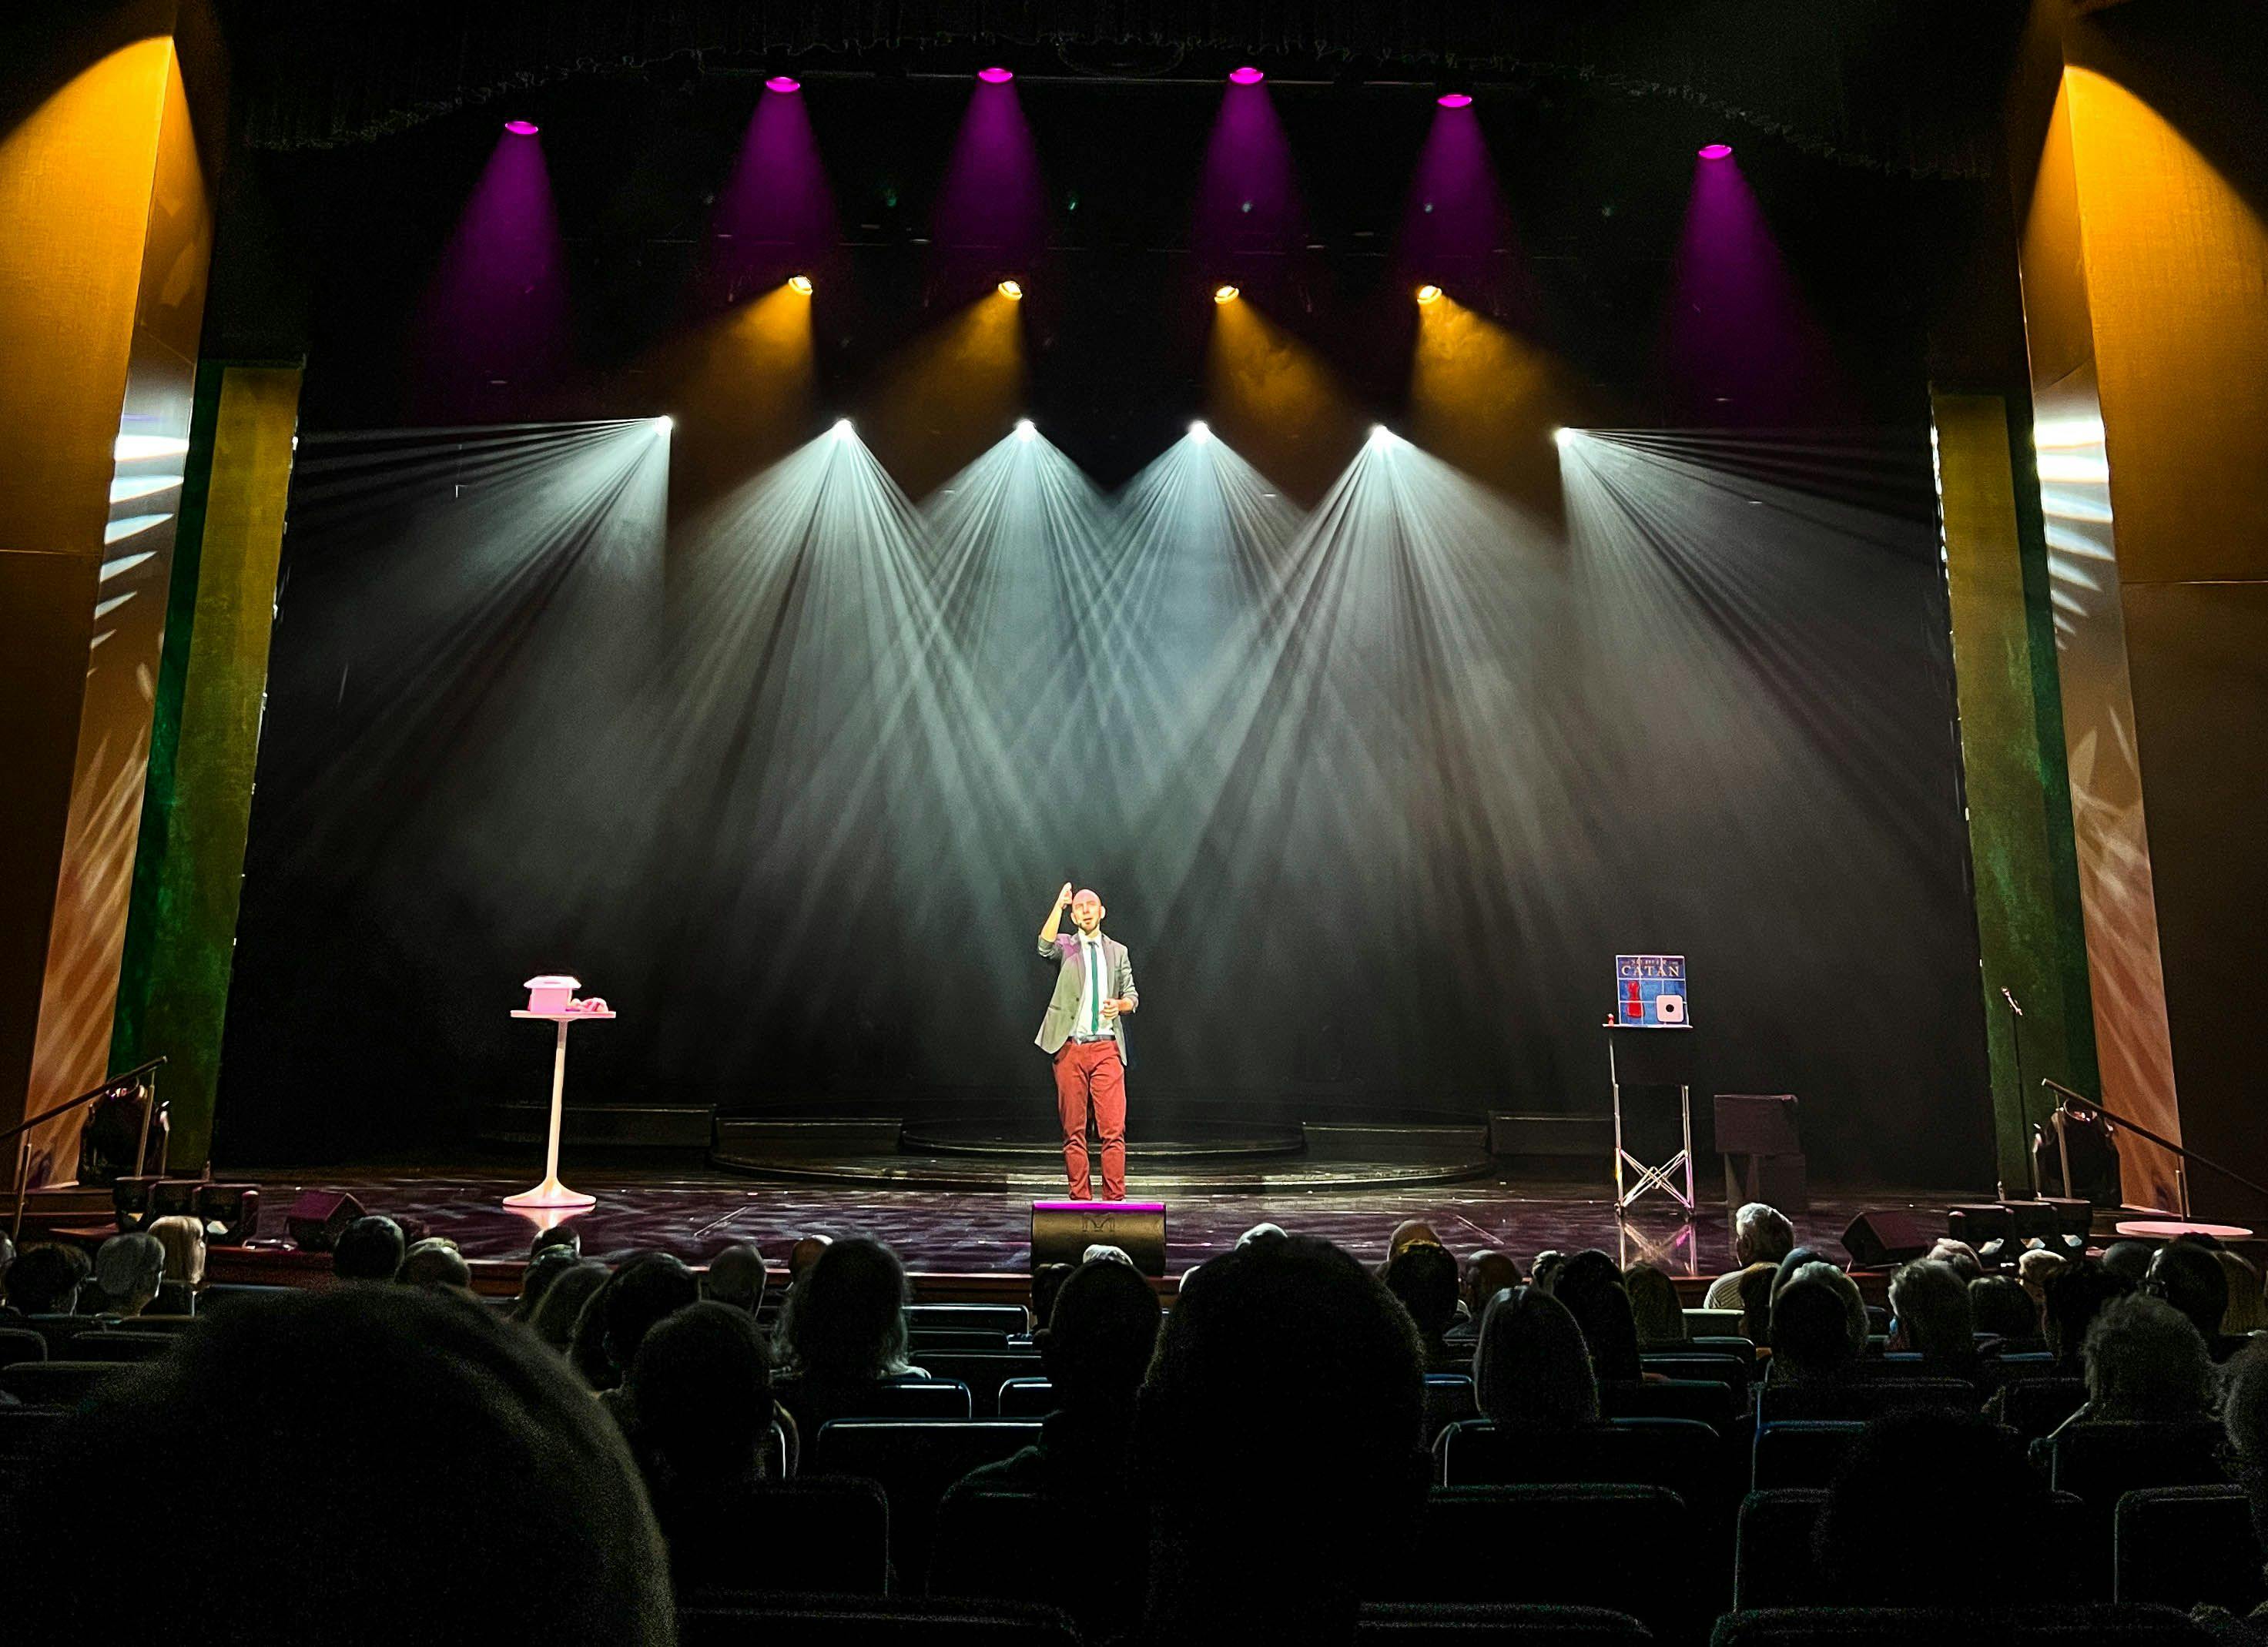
[188,1155,1982,1290]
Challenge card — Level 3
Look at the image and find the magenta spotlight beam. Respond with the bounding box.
[504,119,539,136]
[932,75,1048,279]
[765,75,800,94]
[1698,142,1734,159]
[1660,146,1850,425]
[977,65,1014,83]
[411,127,570,419]
[707,73,842,302]
[1436,92,1472,109]
[1397,92,1529,312]
[1194,72,1305,272]
[1228,65,1265,85]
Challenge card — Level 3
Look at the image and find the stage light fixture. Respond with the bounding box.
[1552,427,1576,448]
[1014,418,1037,441]
[1367,423,1396,450]
[765,75,801,95]
[1228,65,1266,85]
[788,274,814,294]
[1415,283,1443,305]
[504,119,540,136]
[1436,92,1472,109]
[998,279,1025,300]
[1213,284,1239,304]
[655,415,674,433]
[978,65,1014,84]
[1189,420,1211,441]
[1698,142,1734,160]
[830,417,854,440]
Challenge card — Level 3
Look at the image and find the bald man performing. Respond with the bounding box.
[1035,881,1139,1200]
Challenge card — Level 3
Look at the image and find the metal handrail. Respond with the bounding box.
[8,1056,167,1243]
[2040,1076,2268,1215]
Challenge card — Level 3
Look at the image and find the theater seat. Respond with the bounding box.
[1409,1485,1698,1639]
[678,1592,1079,1647]
[1739,1490,2093,1608]
[910,1354,1044,1417]
[68,1331,176,1364]
[907,1329,1016,1354]
[2002,1378,2089,1441]
[1435,1418,1724,1518]
[1755,1378,1978,1424]
[996,1378,1055,1418]
[1643,1352,1754,1391]
[808,1419,1040,1587]
[666,1478,889,1600]
[1750,1421,1865,1491]
[907,1304,1030,1337]
[2115,1485,2265,1614]
[1710,1604,2209,1647]
[0,1361,130,1408]
[2048,1421,2230,1538]
[932,1488,1144,1632]
[1358,1602,1653,1643]
[1602,1378,1740,1433]
[1425,1374,1478,1441]
[1734,1490,1832,1609]
[0,1329,45,1371]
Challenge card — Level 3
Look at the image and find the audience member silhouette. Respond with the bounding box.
[623,1298,786,1584]
[2,1243,89,1315]
[702,1240,769,1316]
[92,1231,165,1317]
[400,1236,472,1290]
[1383,1240,1466,1371]
[2043,1258,2133,1373]
[1972,1274,2046,1347]
[1925,1238,1985,1283]
[12,1284,672,1640]
[531,1224,581,1259]
[1887,1257,1978,1374]
[591,1252,700,1402]
[1735,1263,1778,1347]
[1771,1244,1827,1304]
[770,1236,929,1431]
[787,1234,832,1285]
[512,1244,580,1321]
[146,1212,204,1314]
[1030,1260,1074,1333]
[1814,1409,2052,1605]
[1553,1259,1646,1384]
[2151,1241,2249,1361]
[956,1255,1161,1500]
[1706,1202,1794,1307]
[2102,1240,2156,1287]
[2020,1247,2068,1312]
[1623,1261,1686,1344]
[332,1214,406,1282]
[528,1258,610,1354]
[2220,1250,2268,1336]
[1237,1221,1290,1247]
[2078,1293,2216,1423]
[1385,1219,1445,1264]
[1769,1267,1867,1384]
[1463,1250,1523,1323]
[1137,1234,1425,1647]
[1473,1284,1600,1431]
[1531,1249,1567,1294]
[2216,1341,2268,1635]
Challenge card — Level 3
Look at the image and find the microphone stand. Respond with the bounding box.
[1999,987,2038,1199]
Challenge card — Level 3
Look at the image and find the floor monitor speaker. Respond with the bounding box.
[1840,1207,1936,1270]
[286,1189,363,1253]
[1031,1200,1167,1276]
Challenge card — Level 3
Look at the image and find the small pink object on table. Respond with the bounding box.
[504,975,615,1213]
[2113,1219,2253,1243]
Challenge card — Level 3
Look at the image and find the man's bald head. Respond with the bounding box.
[1069,888,1104,932]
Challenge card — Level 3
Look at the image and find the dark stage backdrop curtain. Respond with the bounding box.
[223,0,2022,178]
[219,425,1994,1185]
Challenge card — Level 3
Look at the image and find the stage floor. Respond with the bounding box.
[216,1160,1981,1280]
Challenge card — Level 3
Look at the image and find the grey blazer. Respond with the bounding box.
[1035,932,1137,1064]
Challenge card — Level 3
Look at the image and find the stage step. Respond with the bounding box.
[479,1103,712,1149]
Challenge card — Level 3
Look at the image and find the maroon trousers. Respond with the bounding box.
[1052,1038,1127,1200]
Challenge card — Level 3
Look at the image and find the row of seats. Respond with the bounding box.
[655,1472,2263,1625]
[676,1598,2226,1647]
